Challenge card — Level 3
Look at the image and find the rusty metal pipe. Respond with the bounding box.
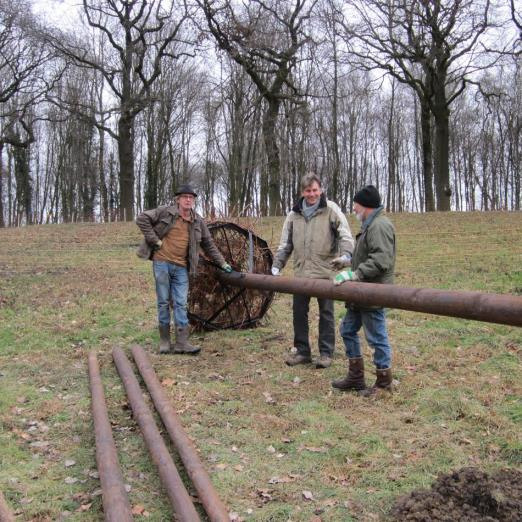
[112,347,200,522]
[87,352,133,522]
[217,272,522,327]
[131,345,230,522]
[0,491,15,522]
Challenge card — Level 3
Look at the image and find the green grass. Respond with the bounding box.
[0,212,521,520]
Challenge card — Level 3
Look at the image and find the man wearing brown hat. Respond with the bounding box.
[136,184,232,354]
[331,185,396,394]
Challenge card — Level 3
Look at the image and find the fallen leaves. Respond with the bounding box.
[131,504,150,517]
[302,490,315,501]
[262,391,276,404]
[268,474,299,484]
[298,445,328,454]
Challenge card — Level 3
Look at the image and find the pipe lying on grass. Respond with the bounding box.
[112,347,200,522]
[88,352,133,522]
[131,344,230,522]
[217,272,522,327]
[0,491,14,522]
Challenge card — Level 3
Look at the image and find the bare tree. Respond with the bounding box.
[336,0,494,211]
[510,0,521,51]
[0,0,58,226]
[199,0,318,215]
[48,0,193,221]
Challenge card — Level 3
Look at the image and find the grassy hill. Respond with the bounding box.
[0,212,521,521]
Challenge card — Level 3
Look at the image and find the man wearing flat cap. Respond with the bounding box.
[136,184,232,355]
[331,185,396,395]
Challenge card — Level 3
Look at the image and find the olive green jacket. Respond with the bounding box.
[136,204,226,276]
[273,194,354,279]
[349,207,395,310]
[353,207,395,284]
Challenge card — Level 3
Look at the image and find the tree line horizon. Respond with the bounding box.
[0,0,520,227]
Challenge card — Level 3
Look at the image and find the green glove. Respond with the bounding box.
[334,270,359,285]
[221,262,232,273]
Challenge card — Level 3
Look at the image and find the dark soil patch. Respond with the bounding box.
[390,467,522,521]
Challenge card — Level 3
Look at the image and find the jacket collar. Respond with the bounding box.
[166,203,195,221]
[292,192,327,213]
[361,206,384,231]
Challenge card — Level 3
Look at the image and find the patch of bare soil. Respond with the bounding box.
[390,467,522,521]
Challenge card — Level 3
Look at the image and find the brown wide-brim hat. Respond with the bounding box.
[174,184,198,197]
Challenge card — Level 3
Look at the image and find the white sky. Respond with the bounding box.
[31,0,82,29]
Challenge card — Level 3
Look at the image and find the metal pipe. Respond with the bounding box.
[87,352,133,522]
[131,345,230,522]
[112,347,200,522]
[217,272,522,327]
[0,491,15,522]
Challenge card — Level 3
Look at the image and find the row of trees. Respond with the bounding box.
[0,0,521,226]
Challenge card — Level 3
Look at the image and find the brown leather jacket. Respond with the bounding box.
[136,204,226,276]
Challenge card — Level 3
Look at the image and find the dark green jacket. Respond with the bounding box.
[351,207,395,309]
[135,204,225,276]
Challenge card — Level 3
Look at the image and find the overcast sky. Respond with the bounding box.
[32,0,81,29]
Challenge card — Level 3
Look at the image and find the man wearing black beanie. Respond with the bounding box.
[331,185,396,395]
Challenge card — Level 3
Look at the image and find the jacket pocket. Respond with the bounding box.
[136,240,152,260]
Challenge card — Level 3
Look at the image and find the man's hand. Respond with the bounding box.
[221,262,233,273]
[153,239,163,251]
[330,254,351,270]
[334,270,359,285]
[271,266,280,276]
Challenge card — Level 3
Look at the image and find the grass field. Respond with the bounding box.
[0,212,521,521]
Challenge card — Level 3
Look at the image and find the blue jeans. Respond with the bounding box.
[340,308,392,369]
[153,261,189,328]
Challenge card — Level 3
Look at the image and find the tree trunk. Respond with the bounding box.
[118,114,135,221]
[432,76,451,211]
[331,36,340,203]
[262,98,282,216]
[420,99,435,211]
[98,127,109,222]
[0,142,4,228]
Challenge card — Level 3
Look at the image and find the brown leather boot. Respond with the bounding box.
[331,357,366,391]
[172,325,201,355]
[158,324,171,354]
[359,368,393,396]
[375,368,393,389]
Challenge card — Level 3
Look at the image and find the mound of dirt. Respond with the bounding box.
[390,467,522,521]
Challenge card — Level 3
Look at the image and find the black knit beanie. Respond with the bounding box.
[353,185,381,208]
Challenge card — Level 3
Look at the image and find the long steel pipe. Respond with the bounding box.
[217,272,522,327]
[87,352,133,522]
[112,347,200,522]
[0,491,14,522]
[131,345,230,522]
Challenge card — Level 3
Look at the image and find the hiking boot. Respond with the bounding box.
[315,355,333,369]
[158,324,171,354]
[332,357,366,391]
[285,353,312,366]
[172,326,201,355]
[359,368,393,396]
